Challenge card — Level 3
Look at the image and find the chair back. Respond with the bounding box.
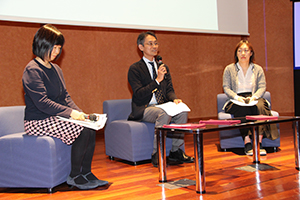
[0,106,25,137]
[103,99,132,125]
[217,94,229,113]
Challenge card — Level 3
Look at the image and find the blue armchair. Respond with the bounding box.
[0,106,71,193]
[103,99,173,164]
[217,91,280,151]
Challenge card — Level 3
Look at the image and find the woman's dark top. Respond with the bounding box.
[22,59,81,120]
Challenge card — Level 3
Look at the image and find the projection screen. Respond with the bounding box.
[0,0,248,35]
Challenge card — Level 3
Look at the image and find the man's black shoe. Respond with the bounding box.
[151,152,158,167]
[168,149,194,163]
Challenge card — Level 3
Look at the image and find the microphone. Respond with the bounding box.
[156,55,163,66]
[84,114,98,121]
[156,55,167,79]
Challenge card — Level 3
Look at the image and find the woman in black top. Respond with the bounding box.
[22,24,108,190]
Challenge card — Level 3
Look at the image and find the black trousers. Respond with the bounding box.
[225,93,279,141]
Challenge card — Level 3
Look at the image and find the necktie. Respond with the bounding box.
[149,62,157,80]
[149,62,164,104]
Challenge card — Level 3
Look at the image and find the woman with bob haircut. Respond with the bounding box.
[222,40,279,156]
[22,24,108,190]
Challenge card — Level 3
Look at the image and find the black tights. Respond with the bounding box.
[70,128,96,177]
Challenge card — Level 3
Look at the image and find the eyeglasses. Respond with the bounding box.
[237,49,250,54]
[145,42,159,47]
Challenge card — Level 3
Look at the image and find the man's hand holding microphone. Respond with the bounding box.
[156,64,167,83]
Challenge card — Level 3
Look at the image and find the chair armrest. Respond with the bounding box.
[0,106,25,137]
[103,99,132,124]
[218,112,233,120]
[271,110,279,117]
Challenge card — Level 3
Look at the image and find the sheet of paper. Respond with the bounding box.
[230,99,258,107]
[57,113,107,131]
[155,102,191,116]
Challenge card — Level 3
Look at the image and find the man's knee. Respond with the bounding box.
[157,110,171,124]
[172,112,188,123]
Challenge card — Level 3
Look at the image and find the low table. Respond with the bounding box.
[155,116,300,194]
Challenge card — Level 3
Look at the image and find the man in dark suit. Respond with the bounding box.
[128,31,194,167]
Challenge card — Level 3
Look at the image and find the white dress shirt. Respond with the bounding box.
[142,57,159,105]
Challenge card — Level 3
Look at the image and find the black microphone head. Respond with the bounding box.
[156,55,162,62]
[156,55,163,66]
[89,114,97,121]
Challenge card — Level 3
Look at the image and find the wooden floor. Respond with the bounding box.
[1,121,300,200]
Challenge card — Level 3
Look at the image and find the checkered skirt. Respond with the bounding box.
[24,116,84,145]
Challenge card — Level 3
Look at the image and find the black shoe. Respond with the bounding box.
[151,152,158,167]
[244,142,253,156]
[168,149,194,163]
[83,172,108,187]
[67,174,99,190]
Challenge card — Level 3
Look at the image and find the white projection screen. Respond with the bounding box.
[0,0,248,35]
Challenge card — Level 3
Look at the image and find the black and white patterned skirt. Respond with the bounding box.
[24,116,84,145]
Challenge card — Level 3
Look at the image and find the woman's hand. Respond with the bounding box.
[70,110,85,121]
[248,96,256,103]
[237,96,246,103]
[238,96,256,104]
[173,99,183,104]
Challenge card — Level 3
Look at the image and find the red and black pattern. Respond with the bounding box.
[24,116,84,145]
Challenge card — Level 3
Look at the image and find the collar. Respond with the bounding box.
[235,62,254,72]
[142,56,155,63]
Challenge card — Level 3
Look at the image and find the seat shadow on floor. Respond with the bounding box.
[215,143,281,156]
[0,182,112,194]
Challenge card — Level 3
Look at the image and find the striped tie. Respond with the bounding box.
[149,62,164,104]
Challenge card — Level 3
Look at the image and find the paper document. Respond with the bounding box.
[155,102,191,116]
[57,114,107,131]
[230,99,258,107]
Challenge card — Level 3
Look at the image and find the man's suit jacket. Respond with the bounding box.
[128,59,177,121]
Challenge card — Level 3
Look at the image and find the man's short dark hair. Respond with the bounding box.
[137,31,157,46]
[32,24,65,61]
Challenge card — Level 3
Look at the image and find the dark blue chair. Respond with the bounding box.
[103,99,175,164]
[217,91,280,151]
[0,106,71,193]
